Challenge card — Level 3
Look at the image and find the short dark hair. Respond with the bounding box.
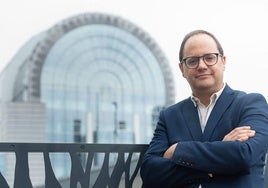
[179,30,224,62]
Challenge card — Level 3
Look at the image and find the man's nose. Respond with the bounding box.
[197,58,208,68]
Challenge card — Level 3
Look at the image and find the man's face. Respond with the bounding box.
[179,34,226,94]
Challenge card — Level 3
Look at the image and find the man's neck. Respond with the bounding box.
[192,83,225,106]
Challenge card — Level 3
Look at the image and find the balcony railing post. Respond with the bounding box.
[14,147,32,188]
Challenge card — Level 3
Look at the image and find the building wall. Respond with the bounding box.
[0,102,47,187]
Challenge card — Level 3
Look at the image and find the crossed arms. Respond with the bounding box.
[163,126,255,159]
[141,93,268,187]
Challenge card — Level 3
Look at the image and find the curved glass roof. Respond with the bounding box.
[39,18,173,145]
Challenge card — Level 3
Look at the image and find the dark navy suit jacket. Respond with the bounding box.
[141,85,268,188]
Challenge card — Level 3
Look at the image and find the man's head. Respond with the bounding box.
[179,30,226,97]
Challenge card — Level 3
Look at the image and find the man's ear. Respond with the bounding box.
[179,63,185,78]
[222,56,226,71]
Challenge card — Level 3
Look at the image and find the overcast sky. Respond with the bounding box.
[1,0,268,101]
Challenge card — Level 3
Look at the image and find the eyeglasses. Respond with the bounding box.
[181,53,222,69]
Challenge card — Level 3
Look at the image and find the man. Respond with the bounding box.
[140,30,268,187]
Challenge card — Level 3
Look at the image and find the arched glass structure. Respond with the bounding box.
[41,24,166,144]
[36,13,175,146]
[0,12,175,146]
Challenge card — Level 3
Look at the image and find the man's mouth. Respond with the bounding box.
[196,73,211,78]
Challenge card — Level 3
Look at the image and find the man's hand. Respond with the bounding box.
[163,143,177,159]
[223,126,255,141]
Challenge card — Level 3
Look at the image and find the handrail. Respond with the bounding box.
[0,143,149,188]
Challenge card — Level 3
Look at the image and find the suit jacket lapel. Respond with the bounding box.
[202,85,236,141]
[182,99,203,141]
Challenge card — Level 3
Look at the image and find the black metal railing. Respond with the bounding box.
[1,143,268,188]
[0,143,149,188]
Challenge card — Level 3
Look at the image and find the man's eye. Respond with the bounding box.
[187,58,198,64]
[205,55,216,62]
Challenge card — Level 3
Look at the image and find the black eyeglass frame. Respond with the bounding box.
[181,53,223,69]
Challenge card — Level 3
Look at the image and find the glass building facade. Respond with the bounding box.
[0,13,175,182]
[42,24,167,144]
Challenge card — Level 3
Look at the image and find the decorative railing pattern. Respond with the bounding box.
[2,143,267,188]
[0,143,148,188]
